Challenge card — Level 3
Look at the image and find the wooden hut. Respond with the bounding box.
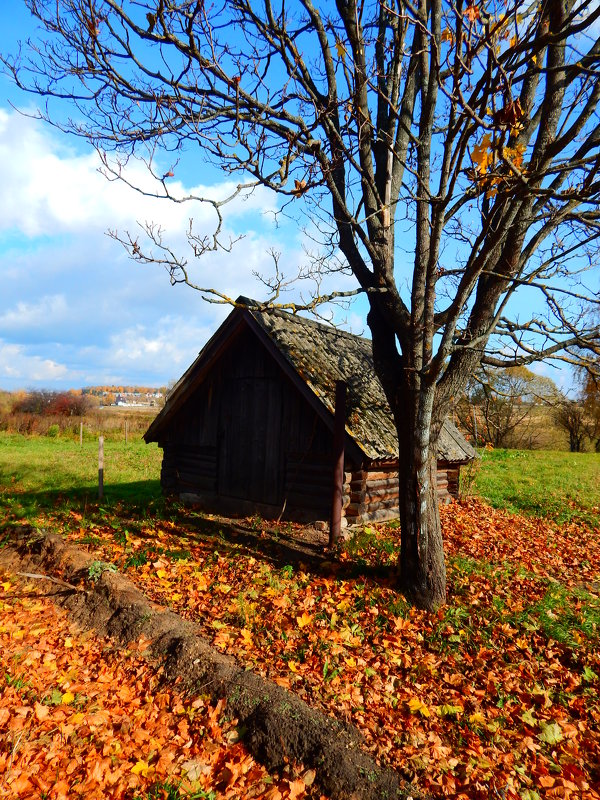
[144,300,475,524]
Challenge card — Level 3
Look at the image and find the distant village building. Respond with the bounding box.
[145,301,475,524]
[115,392,163,408]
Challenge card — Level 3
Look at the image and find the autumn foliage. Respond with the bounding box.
[1,495,597,798]
[12,390,92,417]
[0,575,318,800]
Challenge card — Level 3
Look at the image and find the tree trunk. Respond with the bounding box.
[365,305,448,611]
[397,447,446,611]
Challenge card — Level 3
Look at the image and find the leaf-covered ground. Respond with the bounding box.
[0,574,319,799]
[3,497,600,799]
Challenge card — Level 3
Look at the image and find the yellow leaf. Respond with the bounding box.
[131,760,154,777]
[344,656,357,669]
[503,142,526,169]
[407,697,431,717]
[471,133,493,175]
[469,711,486,725]
[239,628,254,647]
[64,637,73,649]
[296,611,313,629]
[288,660,298,673]
[2,581,11,592]
[61,691,75,705]
[193,573,209,591]
[70,712,85,724]
[335,39,346,60]
[156,568,167,579]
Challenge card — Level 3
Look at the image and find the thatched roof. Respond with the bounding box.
[146,300,475,464]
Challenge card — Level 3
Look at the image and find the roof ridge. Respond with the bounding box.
[237,296,372,345]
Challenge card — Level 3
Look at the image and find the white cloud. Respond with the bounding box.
[107,316,216,378]
[0,294,68,331]
[0,108,277,239]
[0,341,71,383]
[0,106,362,391]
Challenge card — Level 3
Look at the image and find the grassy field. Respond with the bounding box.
[470,447,600,528]
[0,432,163,522]
[1,432,598,528]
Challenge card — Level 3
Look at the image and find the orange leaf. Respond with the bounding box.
[292,178,308,197]
[464,2,479,22]
[34,701,50,721]
[471,134,493,175]
[289,777,306,799]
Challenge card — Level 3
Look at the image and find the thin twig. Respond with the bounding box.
[16,571,86,592]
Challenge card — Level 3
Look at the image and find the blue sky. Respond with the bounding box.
[0,6,332,391]
[0,5,580,394]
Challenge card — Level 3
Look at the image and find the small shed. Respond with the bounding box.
[144,301,475,524]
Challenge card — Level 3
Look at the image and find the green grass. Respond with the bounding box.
[470,447,600,527]
[132,781,215,800]
[1,434,599,532]
[0,432,163,524]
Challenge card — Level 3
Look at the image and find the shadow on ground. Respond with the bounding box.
[0,480,400,587]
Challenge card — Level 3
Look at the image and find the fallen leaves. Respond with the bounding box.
[3,493,600,799]
[0,574,318,799]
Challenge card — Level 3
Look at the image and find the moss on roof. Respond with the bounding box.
[249,305,475,464]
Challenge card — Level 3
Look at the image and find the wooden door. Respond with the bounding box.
[218,377,283,505]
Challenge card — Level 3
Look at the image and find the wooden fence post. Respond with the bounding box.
[329,380,347,548]
[98,436,104,500]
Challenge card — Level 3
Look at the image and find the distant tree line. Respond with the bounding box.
[12,390,92,417]
[83,385,165,396]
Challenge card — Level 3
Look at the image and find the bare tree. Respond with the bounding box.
[5,0,600,608]
[581,373,600,451]
[456,366,556,448]
[575,328,600,449]
[552,395,589,452]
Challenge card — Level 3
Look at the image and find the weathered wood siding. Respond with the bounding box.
[157,323,464,522]
[158,326,340,517]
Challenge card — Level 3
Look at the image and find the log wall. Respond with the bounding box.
[344,462,461,524]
